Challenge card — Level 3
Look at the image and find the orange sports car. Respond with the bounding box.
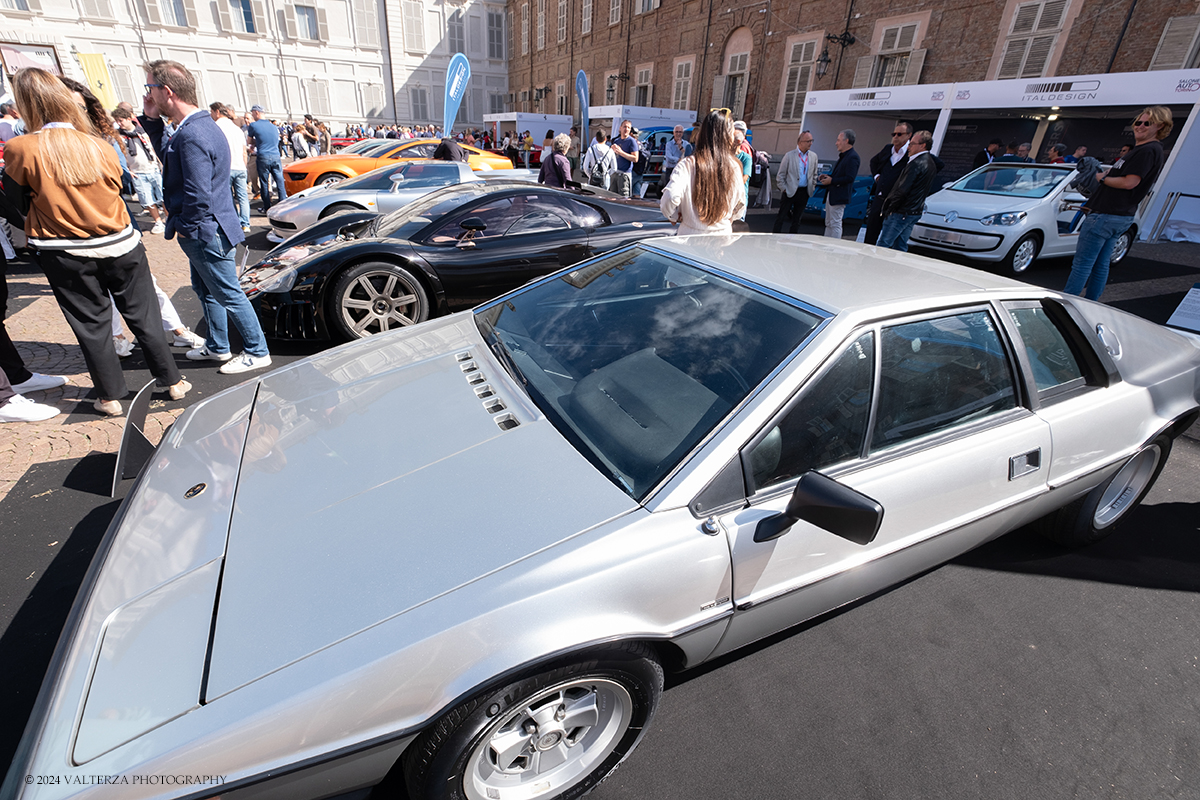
[282,139,514,194]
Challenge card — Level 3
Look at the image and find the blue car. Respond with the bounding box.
[805,175,875,221]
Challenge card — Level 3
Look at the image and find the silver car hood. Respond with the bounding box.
[204,314,637,699]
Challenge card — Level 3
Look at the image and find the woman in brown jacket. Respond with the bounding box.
[2,67,189,416]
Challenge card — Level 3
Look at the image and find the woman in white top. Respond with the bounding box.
[660,110,745,236]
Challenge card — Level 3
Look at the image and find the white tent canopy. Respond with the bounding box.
[483,112,574,141]
[585,105,696,138]
[799,68,1200,240]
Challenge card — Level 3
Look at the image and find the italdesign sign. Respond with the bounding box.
[1022,79,1100,102]
[847,90,892,107]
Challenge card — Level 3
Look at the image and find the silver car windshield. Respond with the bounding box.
[373,182,494,239]
[950,165,1071,198]
[475,247,822,500]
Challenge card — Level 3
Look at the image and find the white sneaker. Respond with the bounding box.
[11,373,68,393]
[0,394,60,422]
[151,221,166,234]
[187,345,233,362]
[218,352,272,375]
[113,336,135,358]
[172,329,207,348]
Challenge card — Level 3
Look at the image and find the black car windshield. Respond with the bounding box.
[951,165,1071,198]
[374,182,495,239]
[475,247,823,500]
[336,162,466,192]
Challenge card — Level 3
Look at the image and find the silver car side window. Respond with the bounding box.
[1003,305,1086,395]
[873,311,1016,450]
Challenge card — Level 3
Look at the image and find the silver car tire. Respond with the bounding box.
[316,172,346,187]
[1004,234,1040,274]
[1108,229,1132,265]
[404,644,662,800]
[330,262,430,340]
[1037,435,1171,547]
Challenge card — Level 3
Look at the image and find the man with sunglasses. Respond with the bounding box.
[864,122,912,245]
[1064,106,1171,301]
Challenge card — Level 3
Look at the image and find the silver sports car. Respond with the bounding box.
[6,235,1199,800]
[909,162,1137,273]
[266,160,538,241]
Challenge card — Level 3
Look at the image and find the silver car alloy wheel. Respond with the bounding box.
[1109,230,1131,264]
[339,269,423,336]
[1011,238,1037,273]
[463,677,633,800]
[1093,442,1162,529]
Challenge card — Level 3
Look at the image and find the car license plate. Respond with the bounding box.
[928,229,962,244]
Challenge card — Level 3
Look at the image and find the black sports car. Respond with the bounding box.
[240,181,674,340]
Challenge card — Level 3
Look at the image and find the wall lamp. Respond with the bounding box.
[815,30,856,80]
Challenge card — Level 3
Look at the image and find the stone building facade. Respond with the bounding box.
[506,0,1200,149]
[0,0,511,127]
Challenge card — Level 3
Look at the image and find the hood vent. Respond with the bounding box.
[457,350,520,431]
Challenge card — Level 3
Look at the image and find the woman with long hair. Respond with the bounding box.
[1,67,189,416]
[660,110,746,235]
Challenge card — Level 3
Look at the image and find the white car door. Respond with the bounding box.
[712,306,1053,658]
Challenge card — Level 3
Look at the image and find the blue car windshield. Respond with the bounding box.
[951,165,1071,198]
[475,247,823,500]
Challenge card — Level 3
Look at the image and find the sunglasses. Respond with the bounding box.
[710,107,731,116]
[1132,120,1155,127]
[144,83,164,92]
[892,132,907,137]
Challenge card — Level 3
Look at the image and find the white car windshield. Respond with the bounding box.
[475,247,824,499]
[950,165,1071,198]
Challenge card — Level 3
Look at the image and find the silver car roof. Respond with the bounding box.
[643,234,1033,316]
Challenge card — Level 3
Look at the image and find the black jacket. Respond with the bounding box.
[433,138,468,163]
[869,143,909,199]
[825,147,860,206]
[883,151,939,216]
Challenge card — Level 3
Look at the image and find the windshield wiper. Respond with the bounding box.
[488,335,529,388]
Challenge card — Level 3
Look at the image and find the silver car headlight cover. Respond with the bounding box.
[979,211,1027,226]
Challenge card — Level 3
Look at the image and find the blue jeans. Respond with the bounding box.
[131,171,164,208]
[256,159,288,211]
[1064,212,1133,300]
[177,229,270,357]
[231,170,250,227]
[877,212,922,252]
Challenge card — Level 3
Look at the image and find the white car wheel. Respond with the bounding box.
[1005,234,1040,273]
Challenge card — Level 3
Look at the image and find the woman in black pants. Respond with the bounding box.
[2,67,189,416]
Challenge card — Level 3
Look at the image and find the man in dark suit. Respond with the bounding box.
[973,138,1003,169]
[863,121,912,246]
[817,129,860,240]
[141,59,271,375]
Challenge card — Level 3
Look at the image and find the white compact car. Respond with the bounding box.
[909,163,1135,273]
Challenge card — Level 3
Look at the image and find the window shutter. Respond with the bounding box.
[182,0,198,26]
[283,3,299,38]
[880,26,898,51]
[143,0,163,25]
[896,23,917,50]
[1037,0,1066,31]
[710,76,725,111]
[23,0,42,10]
[250,0,268,33]
[852,55,874,88]
[903,48,925,84]
[1150,15,1200,70]
[316,5,329,40]
[1021,35,1055,76]
[354,0,379,46]
[1011,2,1039,34]
[216,0,234,33]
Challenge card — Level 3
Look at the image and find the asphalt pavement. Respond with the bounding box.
[1,206,1198,799]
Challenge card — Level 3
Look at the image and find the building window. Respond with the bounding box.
[507,9,513,57]
[404,0,425,51]
[636,0,658,13]
[634,66,652,106]
[557,0,566,42]
[411,87,429,120]
[2,0,31,9]
[581,0,591,34]
[717,53,749,119]
[536,0,545,49]
[353,0,379,47]
[997,0,1067,80]
[490,92,505,113]
[231,0,255,33]
[854,21,926,88]
[672,60,691,110]
[1151,15,1200,69]
[488,10,505,58]
[521,3,529,54]
[295,4,319,39]
[80,0,114,17]
[781,40,816,120]
[449,9,465,53]
[307,79,331,116]
[242,74,269,110]
[556,82,567,114]
[362,84,384,116]
[608,0,618,26]
[158,0,188,26]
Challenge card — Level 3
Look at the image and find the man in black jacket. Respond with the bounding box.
[863,122,912,245]
[877,131,938,252]
[816,129,860,240]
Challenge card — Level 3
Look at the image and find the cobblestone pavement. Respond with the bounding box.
[0,211,264,505]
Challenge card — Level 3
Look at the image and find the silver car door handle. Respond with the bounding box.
[1009,448,1042,480]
